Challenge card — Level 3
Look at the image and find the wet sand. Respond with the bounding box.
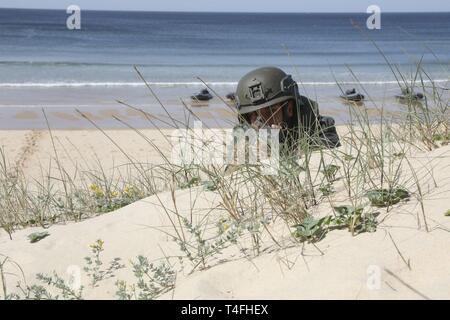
[1,82,442,129]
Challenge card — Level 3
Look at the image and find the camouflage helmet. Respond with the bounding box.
[235,66,298,115]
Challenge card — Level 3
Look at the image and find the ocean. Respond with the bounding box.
[0,9,449,128]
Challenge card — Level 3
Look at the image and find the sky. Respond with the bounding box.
[1,0,449,12]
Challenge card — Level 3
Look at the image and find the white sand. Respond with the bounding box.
[1,128,450,299]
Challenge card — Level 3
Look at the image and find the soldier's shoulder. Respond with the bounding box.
[297,95,319,115]
[298,95,318,106]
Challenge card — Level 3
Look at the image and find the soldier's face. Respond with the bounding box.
[250,100,293,128]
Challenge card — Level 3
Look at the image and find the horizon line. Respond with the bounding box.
[1,7,449,14]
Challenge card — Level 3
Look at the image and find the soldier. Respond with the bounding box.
[234,66,340,151]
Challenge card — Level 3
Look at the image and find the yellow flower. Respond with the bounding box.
[123,185,133,195]
[89,184,104,197]
[90,239,104,251]
[110,191,119,198]
[219,218,230,232]
[123,184,143,198]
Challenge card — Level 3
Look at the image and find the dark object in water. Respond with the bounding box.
[395,87,425,102]
[226,92,236,101]
[340,88,365,102]
[191,89,213,101]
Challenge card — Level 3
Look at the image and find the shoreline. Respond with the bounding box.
[1,80,445,129]
[0,104,238,130]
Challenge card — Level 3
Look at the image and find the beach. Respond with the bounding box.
[1,9,450,300]
[0,128,173,181]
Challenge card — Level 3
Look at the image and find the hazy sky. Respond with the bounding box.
[1,0,449,12]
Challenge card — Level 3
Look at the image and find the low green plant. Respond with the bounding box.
[7,266,84,300]
[115,256,175,300]
[22,272,84,300]
[323,164,340,182]
[445,210,450,217]
[366,188,410,207]
[343,154,355,161]
[319,184,335,197]
[180,176,201,189]
[173,216,242,272]
[292,216,331,243]
[292,206,378,242]
[333,205,364,224]
[83,239,124,287]
[10,239,124,299]
[432,133,450,143]
[2,238,177,300]
[88,183,145,213]
[333,205,378,235]
[203,179,219,191]
[27,231,50,243]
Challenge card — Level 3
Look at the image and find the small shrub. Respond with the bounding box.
[180,176,201,189]
[344,154,355,161]
[12,271,84,300]
[319,184,335,197]
[83,239,125,287]
[173,216,242,271]
[323,164,340,181]
[292,216,331,243]
[203,179,219,191]
[366,188,410,207]
[333,205,378,235]
[7,240,125,299]
[89,183,144,213]
[115,256,175,300]
[27,231,50,243]
[432,133,450,143]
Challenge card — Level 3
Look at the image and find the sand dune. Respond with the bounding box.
[1,128,449,299]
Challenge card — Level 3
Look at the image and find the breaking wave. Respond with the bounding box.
[0,79,448,88]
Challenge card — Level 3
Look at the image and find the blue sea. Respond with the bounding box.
[0,9,449,128]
